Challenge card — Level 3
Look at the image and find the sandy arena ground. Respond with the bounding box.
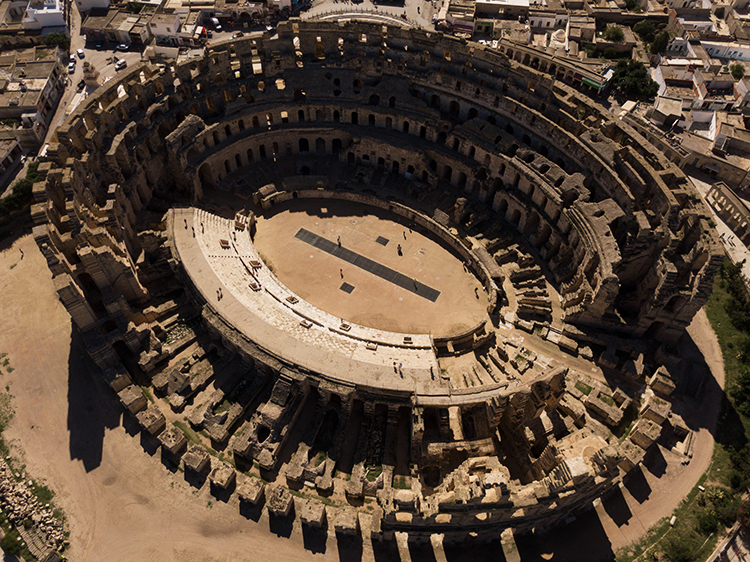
[0,232,727,561]
[254,199,488,335]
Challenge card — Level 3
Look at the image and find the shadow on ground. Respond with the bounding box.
[67,326,122,472]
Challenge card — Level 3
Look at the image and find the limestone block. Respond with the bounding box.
[135,404,166,435]
[102,364,132,392]
[630,418,662,450]
[300,500,327,528]
[182,445,210,474]
[393,489,416,510]
[237,477,265,505]
[648,365,676,397]
[209,461,236,490]
[118,385,147,415]
[267,485,294,517]
[334,507,359,535]
[158,425,187,456]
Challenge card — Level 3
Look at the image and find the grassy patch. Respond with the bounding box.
[365,465,383,482]
[173,420,202,446]
[289,488,340,507]
[30,481,54,505]
[575,380,593,396]
[393,475,410,489]
[598,393,615,407]
[140,386,155,404]
[214,399,232,415]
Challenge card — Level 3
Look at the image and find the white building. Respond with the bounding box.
[22,0,65,30]
[703,41,750,61]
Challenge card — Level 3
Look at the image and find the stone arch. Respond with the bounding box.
[316,138,326,154]
[389,96,396,108]
[449,101,460,116]
[352,111,358,125]
[468,108,478,119]
[403,121,409,133]
[369,94,380,106]
[299,138,309,153]
[247,148,254,163]
[235,153,242,168]
[369,114,375,126]
[332,138,342,153]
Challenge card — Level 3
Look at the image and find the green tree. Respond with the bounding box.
[633,20,656,43]
[731,63,745,81]
[42,32,70,51]
[610,59,659,100]
[603,26,624,42]
[604,47,617,59]
[651,30,669,54]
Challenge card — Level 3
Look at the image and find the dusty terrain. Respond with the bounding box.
[0,232,727,561]
[0,234,344,562]
[254,199,487,335]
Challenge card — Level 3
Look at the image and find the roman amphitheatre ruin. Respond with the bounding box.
[27,18,725,559]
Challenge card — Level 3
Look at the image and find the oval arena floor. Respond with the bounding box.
[253,199,488,335]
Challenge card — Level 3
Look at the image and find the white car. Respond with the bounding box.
[69,54,76,63]
[76,49,85,58]
[67,62,76,74]
[115,59,127,71]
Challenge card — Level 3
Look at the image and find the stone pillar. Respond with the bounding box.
[500,528,521,562]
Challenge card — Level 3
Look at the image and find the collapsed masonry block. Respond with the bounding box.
[182,444,211,474]
[118,385,147,415]
[300,500,327,528]
[158,425,187,456]
[209,461,236,489]
[267,485,294,517]
[237,477,265,505]
[136,404,166,435]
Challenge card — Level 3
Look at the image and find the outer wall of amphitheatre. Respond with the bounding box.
[30,18,722,549]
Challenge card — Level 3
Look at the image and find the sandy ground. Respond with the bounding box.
[0,234,346,562]
[254,199,487,335]
[0,233,727,561]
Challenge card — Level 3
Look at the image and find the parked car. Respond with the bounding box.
[232,31,244,38]
[116,43,129,51]
[115,59,127,71]
[67,62,76,74]
[206,30,213,38]
[76,49,85,58]
[69,54,76,63]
